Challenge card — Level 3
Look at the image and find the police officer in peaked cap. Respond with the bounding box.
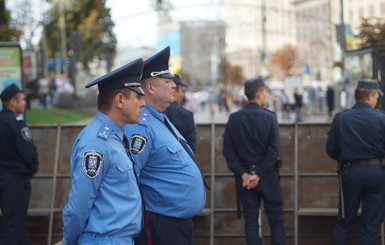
[327,79,385,244]
[124,46,206,245]
[0,83,39,244]
[223,77,286,245]
[55,58,145,245]
[164,74,197,152]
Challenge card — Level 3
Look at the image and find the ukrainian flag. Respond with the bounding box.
[345,24,360,47]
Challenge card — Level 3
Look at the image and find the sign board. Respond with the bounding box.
[0,43,23,110]
[46,58,72,67]
[23,50,38,82]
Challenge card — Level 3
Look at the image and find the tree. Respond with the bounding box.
[269,45,297,80]
[44,0,116,70]
[0,0,22,42]
[219,57,245,85]
[358,18,385,47]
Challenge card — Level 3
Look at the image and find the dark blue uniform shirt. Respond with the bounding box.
[326,102,385,161]
[223,102,280,177]
[164,102,196,152]
[0,108,38,178]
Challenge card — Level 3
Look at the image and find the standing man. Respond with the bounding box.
[223,77,286,245]
[326,79,385,245]
[55,58,145,245]
[326,85,335,119]
[0,83,39,244]
[125,47,206,245]
[164,74,197,152]
[293,87,303,122]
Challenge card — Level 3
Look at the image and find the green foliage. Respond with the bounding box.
[44,0,117,70]
[358,18,385,47]
[0,0,22,42]
[26,108,92,125]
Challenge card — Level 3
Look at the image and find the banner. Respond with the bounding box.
[0,43,23,110]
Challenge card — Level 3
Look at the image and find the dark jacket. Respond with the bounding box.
[164,102,197,153]
[222,102,280,178]
[326,102,385,161]
[0,109,39,178]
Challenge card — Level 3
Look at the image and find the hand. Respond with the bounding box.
[241,173,260,190]
[54,241,63,245]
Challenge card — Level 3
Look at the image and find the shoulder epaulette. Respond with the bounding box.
[375,109,385,114]
[335,109,350,116]
[139,112,149,126]
[262,107,276,114]
[97,124,112,140]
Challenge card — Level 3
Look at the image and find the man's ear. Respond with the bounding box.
[114,93,125,109]
[145,80,155,95]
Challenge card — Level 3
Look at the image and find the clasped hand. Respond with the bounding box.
[241,173,260,190]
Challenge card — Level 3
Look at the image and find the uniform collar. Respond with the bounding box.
[95,111,124,140]
[246,102,262,109]
[1,108,16,115]
[144,105,165,122]
[353,102,373,110]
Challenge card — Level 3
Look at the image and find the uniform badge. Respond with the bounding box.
[21,127,32,142]
[82,151,104,178]
[130,134,147,154]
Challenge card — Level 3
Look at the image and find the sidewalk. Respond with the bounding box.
[193,105,332,124]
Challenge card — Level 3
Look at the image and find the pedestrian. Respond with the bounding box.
[280,89,290,120]
[164,74,197,152]
[124,46,206,245]
[326,79,385,244]
[55,58,146,245]
[326,85,335,118]
[222,77,286,245]
[0,83,39,244]
[293,87,303,122]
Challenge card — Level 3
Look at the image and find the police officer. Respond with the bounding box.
[223,77,286,245]
[164,74,197,152]
[124,47,206,245]
[326,79,385,245]
[0,83,39,244]
[55,58,146,245]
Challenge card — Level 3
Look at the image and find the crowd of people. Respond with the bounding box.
[26,74,74,109]
[178,83,353,123]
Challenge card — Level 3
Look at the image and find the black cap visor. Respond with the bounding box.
[128,86,145,96]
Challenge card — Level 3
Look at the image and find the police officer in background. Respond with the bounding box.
[326,79,385,245]
[55,58,145,245]
[0,84,39,244]
[124,47,206,245]
[223,77,286,245]
[164,74,197,152]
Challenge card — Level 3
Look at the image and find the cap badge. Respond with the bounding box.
[150,70,170,77]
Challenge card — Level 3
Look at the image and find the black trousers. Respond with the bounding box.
[135,211,193,245]
[0,173,31,245]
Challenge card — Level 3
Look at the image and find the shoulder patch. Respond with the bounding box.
[82,151,104,178]
[130,134,147,154]
[139,113,149,126]
[97,124,112,140]
[21,127,33,142]
[263,108,276,114]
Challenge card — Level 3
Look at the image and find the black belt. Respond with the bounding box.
[349,158,380,166]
